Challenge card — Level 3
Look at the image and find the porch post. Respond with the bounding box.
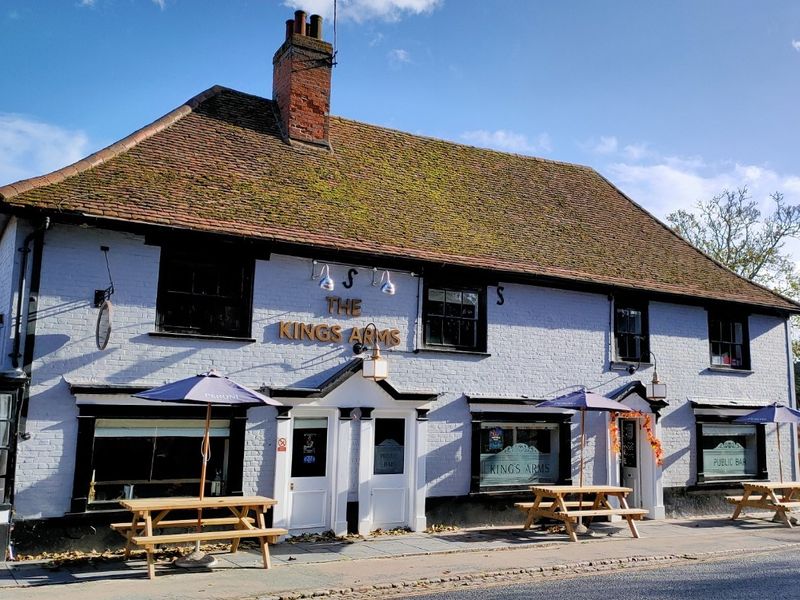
[271,408,292,531]
[333,409,353,536]
[357,409,375,536]
[413,410,428,532]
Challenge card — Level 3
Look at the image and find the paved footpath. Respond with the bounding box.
[2,514,800,600]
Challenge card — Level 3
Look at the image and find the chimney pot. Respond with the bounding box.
[309,14,323,40]
[294,10,306,36]
[273,12,333,147]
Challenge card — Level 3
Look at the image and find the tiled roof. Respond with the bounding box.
[1,86,796,312]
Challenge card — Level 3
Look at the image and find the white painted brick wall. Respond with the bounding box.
[11,224,795,518]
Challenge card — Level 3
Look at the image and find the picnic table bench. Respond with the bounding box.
[728,481,800,527]
[116,495,287,579]
[516,485,648,542]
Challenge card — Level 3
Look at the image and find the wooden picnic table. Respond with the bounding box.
[728,481,800,527]
[515,485,648,542]
[114,495,287,579]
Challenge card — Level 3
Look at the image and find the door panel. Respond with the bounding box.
[289,417,332,532]
[372,488,407,524]
[370,417,410,529]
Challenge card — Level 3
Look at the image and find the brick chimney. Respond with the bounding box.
[272,11,334,147]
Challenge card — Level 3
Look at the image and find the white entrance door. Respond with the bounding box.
[369,415,411,530]
[289,416,334,532]
[620,418,641,507]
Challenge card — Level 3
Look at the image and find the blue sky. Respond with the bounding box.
[2,0,799,224]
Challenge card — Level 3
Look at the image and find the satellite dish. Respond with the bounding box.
[96,299,113,350]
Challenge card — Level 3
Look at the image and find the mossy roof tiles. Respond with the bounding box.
[1,86,796,312]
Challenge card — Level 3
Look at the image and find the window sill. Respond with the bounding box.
[705,366,754,375]
[609,361,652,372]
[688,478,766,492]
[149,331,257,343]
[414,347,491,357]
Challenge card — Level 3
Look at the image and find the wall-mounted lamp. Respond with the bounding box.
[318,265,335,292]
[311,261,335,292]
[352,322,388,381]
[627,351,667,400]
[379,271,395,295]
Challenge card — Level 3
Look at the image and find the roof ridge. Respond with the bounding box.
[328,114,595,171]
[590,169,800,310]
[0,85,228,201]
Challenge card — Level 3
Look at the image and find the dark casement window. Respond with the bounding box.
[156,245,254,337]
[469,411,573,493]
[423,283,487,351]
[708,311,750,369]
[614,299,649,362]
[90,418,231,505]
[695,421,766,483]
[70,403,248,513]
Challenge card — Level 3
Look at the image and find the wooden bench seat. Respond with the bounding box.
[514,501,585,509]
[558,508,648,518]
[132,527,288,546]
[111,517,255,531]
[725,496,745,504]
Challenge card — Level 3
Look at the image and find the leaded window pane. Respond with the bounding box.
[423,285,483,350]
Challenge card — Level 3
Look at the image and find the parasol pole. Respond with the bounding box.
[578,410,585,531]
[194,402,212,554]
[579,410,585,488]
[777,422,784,484]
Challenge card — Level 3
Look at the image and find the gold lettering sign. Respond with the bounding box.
[279,321,400,347]
[326,296,362,317]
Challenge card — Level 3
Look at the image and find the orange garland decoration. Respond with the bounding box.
[608,411,664,467]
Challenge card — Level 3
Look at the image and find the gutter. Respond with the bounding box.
[11,218,50,430]
[785,318,798,480]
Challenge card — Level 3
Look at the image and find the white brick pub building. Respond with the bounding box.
[0,12,797,548]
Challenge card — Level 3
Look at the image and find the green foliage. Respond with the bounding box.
[667,187,800,359]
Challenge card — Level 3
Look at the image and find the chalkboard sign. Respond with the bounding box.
[622,420,637,468]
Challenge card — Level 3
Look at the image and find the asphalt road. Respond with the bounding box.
[396,550,800,600]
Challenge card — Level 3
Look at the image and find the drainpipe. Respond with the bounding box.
[784,317,798,480]
[10,218,50,370]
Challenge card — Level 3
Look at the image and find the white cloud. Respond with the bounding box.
[580,136,652,162]
[460,130,552,155]
[285,0,442,22]
[152,0,166,9]
[622,142,650,161]
[0,114,90,187]
[584,136,618,155]
[792,39,800,52]
[387,48,411,66]
[605,157,800,221]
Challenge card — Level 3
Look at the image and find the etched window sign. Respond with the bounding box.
[374,418,405,475]
[701,424,757,477]
[374,439,404,474]
[480,443,557,487]
[704,440,749,475]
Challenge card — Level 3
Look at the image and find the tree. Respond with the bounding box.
[666,187,800,358]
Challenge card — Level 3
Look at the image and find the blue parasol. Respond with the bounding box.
[538,389,634,487]
[134,370,281,564]
[735,402,800,482]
